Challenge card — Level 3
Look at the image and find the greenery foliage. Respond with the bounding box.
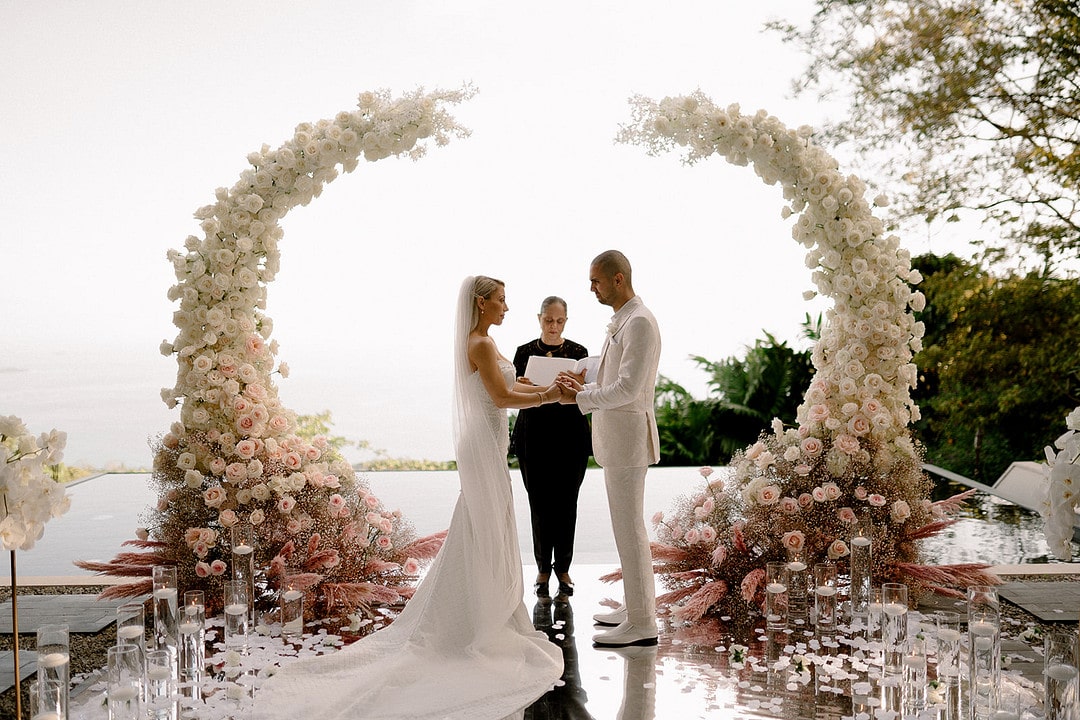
[912,253,1080,482]
[769,0,1080,271]
[654,325,816,466]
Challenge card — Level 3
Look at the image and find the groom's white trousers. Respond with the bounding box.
[604,465,656,627]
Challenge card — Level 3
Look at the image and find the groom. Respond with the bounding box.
[558,249,661,648]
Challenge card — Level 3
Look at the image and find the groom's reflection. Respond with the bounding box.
[608,643,657,720]
[526,598,594,719]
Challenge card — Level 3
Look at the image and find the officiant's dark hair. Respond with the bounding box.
[471,275,505,330]
[592,250,632,284]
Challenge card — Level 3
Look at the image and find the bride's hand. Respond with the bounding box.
[554,376,581,403]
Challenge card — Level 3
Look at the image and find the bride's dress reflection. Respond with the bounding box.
[526,599,593,719]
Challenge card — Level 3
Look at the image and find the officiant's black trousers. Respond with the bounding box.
[520,453,588,575]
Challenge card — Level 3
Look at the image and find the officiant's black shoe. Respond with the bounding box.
[556,573,574,597]
[534,574,551,599]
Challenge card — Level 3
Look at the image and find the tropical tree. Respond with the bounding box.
[769,0,1080,271]
[912,253,1080,481]
[654,324,817,465]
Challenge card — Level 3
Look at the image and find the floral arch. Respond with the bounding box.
[79,87,473,617]
[617,92,996,622]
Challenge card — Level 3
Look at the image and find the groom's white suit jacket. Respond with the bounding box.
[576,295,661,468]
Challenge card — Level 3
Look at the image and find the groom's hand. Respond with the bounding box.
[555,373,582,404]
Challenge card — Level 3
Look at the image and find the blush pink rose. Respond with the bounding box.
[283,452,303,470]
[277,495,296,514]
[891,499,911,522]
[234,439,258,460]
[376,535,393,550]
[779,497,800,514]
[854,486,868,500]
[328,494,346,513]
[800,437,824,456]
[403,558,421,575]
[209,457,228,476]
[834,434,860,455]
[184,528,203,546]
[827,540,850,560]
[210,560,227,575]
[868,494,887,507]
[837,507,857,524]
[812,486,828,503]
[364,495,381,509]
[798,493,814,508]
[756,485,781,505]
[286,519,303,534]
[782,530,805,552]
[203,486,227,509]
[194,562,211,578]
[698,466,714,478]
[225,462,247,483]
[823,483,842,501]
[218,509,238,528]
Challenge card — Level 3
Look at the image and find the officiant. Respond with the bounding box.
[511,295,592,600]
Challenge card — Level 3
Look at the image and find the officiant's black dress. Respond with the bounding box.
[511,338,592,580]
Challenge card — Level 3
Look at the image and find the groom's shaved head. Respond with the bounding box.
[591,250,632,283]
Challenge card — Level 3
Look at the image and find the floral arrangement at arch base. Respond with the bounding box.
[78,87,473,619]
[613,92,998,624]
[1041,407,1080,560]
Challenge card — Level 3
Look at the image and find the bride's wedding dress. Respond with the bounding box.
[256,359,563,720]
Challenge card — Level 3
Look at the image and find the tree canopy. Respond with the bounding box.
[912,254,1080,481]
[769,0,1080,271]
[654,328,816,466]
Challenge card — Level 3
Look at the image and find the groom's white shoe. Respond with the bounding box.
[592,606,627,626]
[592,621,658,648]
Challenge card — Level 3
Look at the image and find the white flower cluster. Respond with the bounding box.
[1041,407,1080,559]
[620,93,924,476]
[0,415,70,551]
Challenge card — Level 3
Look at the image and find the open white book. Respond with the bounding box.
[522,355,599,386]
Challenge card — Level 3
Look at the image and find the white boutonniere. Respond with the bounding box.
[606,321,619,337]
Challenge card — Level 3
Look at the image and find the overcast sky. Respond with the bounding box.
[0,1,974,468]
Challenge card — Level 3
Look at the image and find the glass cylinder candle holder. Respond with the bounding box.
[30,677,65,720]
[903,632,928,711]
[881,583,908,676]
[867,586,884,648]
[935,611,962,686]
[785,550,809,628]
[231,524,256,624]
[765,562,788,631]
[178,591,205,700]
[35,623,70,720]
[1043,628,1079,720]
[968,584,1001,718]
[223,580,250,652]
[145,648,177,720]
[849,517,872,624]
[107,644,143,720]
[814,563,838,632]
[115,602,147,673]
[151,565,180,654]
[280,575,305,638]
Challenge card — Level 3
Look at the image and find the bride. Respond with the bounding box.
[256,276,565,720]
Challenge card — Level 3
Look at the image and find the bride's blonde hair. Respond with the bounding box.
[471,275,505,330]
